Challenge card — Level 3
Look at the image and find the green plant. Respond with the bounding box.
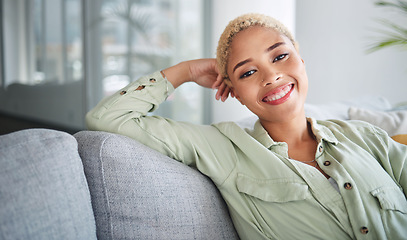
[368,0,407,52]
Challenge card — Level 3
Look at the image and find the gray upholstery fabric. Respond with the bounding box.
[74,131,239,240]
[0,129,96,240]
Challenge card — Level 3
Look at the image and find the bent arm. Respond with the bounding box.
[86,59,235,183]
[85,70,173,137]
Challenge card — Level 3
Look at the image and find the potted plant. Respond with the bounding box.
[368,0,407,52]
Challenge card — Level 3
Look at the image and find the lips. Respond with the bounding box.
[262,84,294,105]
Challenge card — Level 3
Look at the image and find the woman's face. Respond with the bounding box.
[227,26,308,124]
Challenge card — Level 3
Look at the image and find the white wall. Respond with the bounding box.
[210,0,296,123]
[296,0,407,105]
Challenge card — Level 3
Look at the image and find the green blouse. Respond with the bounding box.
[86,71,407,240]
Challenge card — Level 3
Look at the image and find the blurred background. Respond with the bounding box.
[0,0,406,134]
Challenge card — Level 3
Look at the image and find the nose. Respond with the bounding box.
[262,71,282,86]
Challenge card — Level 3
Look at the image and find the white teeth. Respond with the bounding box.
[264,85,292,102]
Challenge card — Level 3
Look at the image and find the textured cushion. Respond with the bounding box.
[74,131,239,240]
[236,96,393,129]
[305,96,392,120]
[348,108,407,136]
[0,129,96,240]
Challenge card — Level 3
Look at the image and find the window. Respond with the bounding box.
[0,0,84,129]
[85,0,206,123]
[0,0,207,130]
[2,0,82,87]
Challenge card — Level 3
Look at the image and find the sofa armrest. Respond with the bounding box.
[74,130,238,240]
[0,129,96,239]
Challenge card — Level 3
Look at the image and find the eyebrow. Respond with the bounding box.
[232,42,286,73]
[266,42,285,53]
[232,59,252,73]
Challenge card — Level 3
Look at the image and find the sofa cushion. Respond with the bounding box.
[348,107,407,136]
[0,129,96,239]
[74,131,239,240]
[305,96,392,120]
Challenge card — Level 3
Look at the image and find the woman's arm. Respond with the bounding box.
[86,59,232,134]
[85,59,236,183]
[162,59,231,101]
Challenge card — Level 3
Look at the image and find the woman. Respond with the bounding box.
[87,13,407,239]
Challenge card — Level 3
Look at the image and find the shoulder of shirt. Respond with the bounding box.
[212,120,258,139]
[212,121,246,132]
[316,118,388,137]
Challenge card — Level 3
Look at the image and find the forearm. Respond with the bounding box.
[86,58,219,132]
[85,71,174,133]
[86,58,229,134]
[161,59,227,99]
[161,61,192,89]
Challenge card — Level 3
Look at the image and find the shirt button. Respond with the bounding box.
[360,226,369,234]
[323,161,331,166]
[319,146,323,152]
[150,78,156,83]
[120,90,127,95]
[344,182,353,190]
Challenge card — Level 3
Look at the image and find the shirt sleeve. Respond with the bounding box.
[85,71,236,184]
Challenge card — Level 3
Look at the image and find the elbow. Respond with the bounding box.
[85,110,98,130]
[85,108,130,133]
[85,108,109,131]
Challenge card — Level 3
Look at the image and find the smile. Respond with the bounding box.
[262,84,294,104]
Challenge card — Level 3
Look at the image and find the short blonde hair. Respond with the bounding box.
[216,13,297,86]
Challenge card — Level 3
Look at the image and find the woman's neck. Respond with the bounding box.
[260,115,312,144]
[261,115,318,161]
[260,115,328,177]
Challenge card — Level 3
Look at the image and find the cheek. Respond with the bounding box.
[235,84,260,104]
[286,59,308,83]
[288,58,305,72]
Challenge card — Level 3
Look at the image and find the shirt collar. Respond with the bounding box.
[308,118,339,145]
[249,118,339,149]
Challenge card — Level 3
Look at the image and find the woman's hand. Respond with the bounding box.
[188,59,233,102]
[212,74,235,102]
[162,59,233,102]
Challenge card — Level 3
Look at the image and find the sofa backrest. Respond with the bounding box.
[74,130,239,240]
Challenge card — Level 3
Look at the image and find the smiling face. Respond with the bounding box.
[227,26,308,124]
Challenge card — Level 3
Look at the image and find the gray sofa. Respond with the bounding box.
[0,128,238,239]
[3,96,402,239]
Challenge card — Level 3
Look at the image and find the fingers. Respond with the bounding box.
[215,82,226,101]
[201,60,233,102]
[211,73,224,90]
[221,85,231,102]
[215,82,233,102]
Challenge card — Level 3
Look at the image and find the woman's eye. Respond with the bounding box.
[240,70,256,79]
[273,53,288,63]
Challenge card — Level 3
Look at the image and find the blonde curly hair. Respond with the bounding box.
[216,13,297,86]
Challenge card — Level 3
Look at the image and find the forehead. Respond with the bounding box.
[227,26,291,65]
[231,26,288,51]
